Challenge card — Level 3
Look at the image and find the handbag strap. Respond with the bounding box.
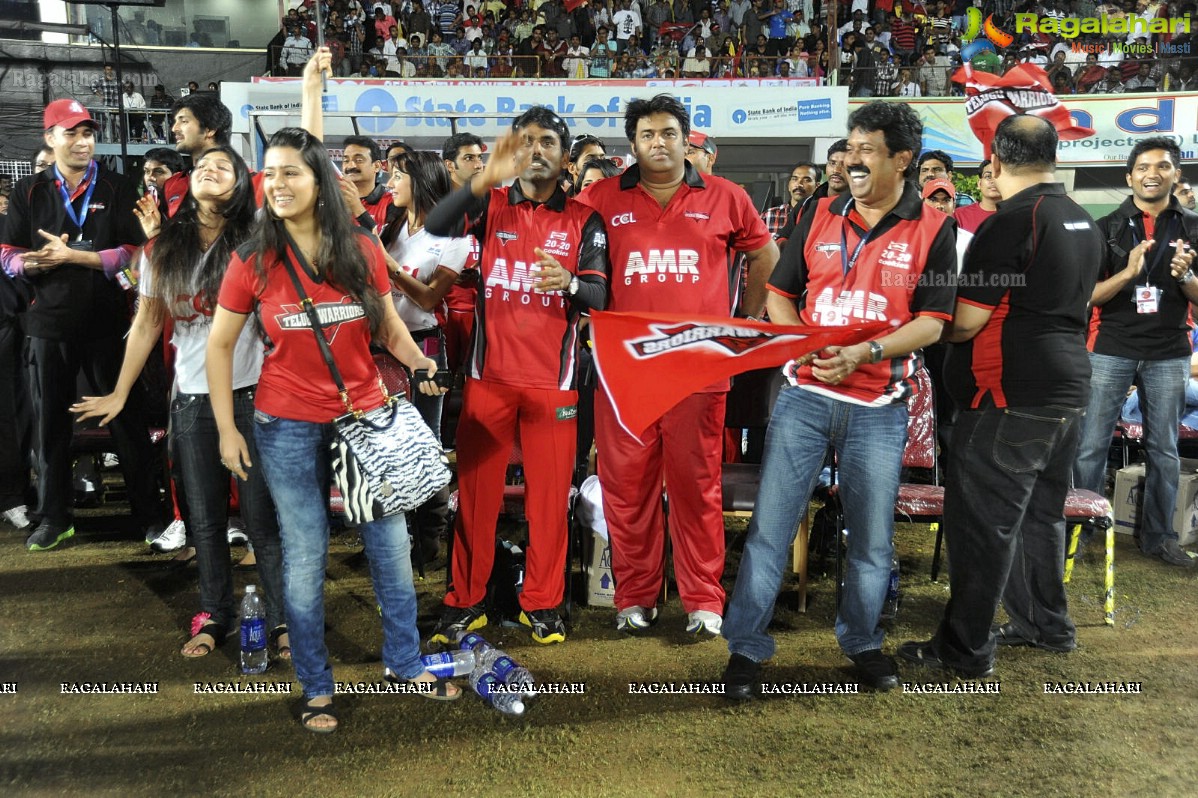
[278,247,361,416]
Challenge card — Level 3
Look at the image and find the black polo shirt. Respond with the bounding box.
[945,183,1102,409]
[1090,195,1198,361]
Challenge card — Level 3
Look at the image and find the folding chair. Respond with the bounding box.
[1062,489,1115,627]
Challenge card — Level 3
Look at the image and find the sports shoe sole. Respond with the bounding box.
[686,621,721,638]
[616,609,658,634]
[428,613,487,645]
[28,526,75,552]
[519,612,565,645]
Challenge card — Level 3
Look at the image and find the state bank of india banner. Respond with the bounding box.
[898,92,1197,167]
[229,78,849,141]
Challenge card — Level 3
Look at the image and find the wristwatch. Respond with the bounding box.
[868,340,885,364]
[1179,270,1194,285]
[567,275,580,296]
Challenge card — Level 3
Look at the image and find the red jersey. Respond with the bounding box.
[461,183,608,390]
[443,234,480,315]
[768,186,957,406]
[953,202,995,235]
[578,164,772,316]
[217,230,390,422]
[361,182,398,232]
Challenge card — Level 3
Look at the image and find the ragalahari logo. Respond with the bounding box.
[961,8,1014,61]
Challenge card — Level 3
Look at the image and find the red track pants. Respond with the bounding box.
[595,390,727,614]
[446,378,577,611]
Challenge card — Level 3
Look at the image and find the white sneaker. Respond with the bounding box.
[150,519,187,553]
[615,605,658,633]
[2,505,31,531]
[101,452,120,469]
[686,610,723,638]
[227,517,248,545]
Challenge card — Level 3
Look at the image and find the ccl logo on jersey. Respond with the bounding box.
[542,230,572,258]
[611,212,638,227]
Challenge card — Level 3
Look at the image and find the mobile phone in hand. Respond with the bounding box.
[414,368,452,390]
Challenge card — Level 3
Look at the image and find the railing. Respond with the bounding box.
[86,106,173,144]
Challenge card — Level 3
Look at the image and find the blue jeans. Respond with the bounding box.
[935,406,1083,673]
[1073,353,1188,552]
[724,386,908,661]
[172,387,284,631]
[254,413,425,698]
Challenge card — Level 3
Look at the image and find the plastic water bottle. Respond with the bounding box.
[881,559,901,620]
[239,585,268,674]
[457,631,493,656]
[470,671,525,716]
[478,650,537,698]
[420,650,475,678]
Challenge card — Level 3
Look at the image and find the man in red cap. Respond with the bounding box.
[684,130,718,175]
[921,177,956,217]
[0,99,162,551]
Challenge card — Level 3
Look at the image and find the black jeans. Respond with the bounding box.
[27,335,163,529]
[934,405,1084,673]
[172,388,284,631]
[0,322,31,510]
[408,335,449,555]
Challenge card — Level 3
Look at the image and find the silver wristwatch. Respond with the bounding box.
[567,275,580,296]
[868,341,885,363]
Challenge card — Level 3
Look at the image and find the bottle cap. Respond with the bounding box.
[246,585,257,593]
[511,700,525,715]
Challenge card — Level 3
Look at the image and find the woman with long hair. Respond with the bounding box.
[566,134,606,195]
[72,146,288,661]
[574,156,622,195]
[381,150,468,441]
[208,127,459,734]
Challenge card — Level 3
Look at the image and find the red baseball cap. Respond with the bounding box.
[921,178,955,200]
[687,130,717,155]
[44,99,99,131]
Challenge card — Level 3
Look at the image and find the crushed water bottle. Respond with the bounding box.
[881,558,900,620]
[420,650,475,678]
[239,585,268,674]
[457,631,537,699]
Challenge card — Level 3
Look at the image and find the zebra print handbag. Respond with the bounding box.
[281,253,450,524]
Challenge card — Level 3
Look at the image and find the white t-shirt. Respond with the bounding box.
[140,249,264,394]
[386,223,470,331]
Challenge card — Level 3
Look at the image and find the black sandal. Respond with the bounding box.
[269,625,291,661]
[300,697,338,734]
[181,613,225,658]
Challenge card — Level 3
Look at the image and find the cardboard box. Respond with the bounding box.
[584,530,615,607]
[1112,458,1198,546]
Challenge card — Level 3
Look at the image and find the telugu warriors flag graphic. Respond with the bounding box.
[953,62,1095,157]
[590,312,889,439]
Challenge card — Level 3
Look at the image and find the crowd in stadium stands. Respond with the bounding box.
[267,0,1196,94]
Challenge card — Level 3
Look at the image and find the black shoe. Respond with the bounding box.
[848,649,899,691]
[26,522,75,552]
[1145,539,1197,568]
[722,653,761,701]
[897,640,995,679]
[428,603,487,644]
[992,623,1076,653]
[519,608,566,645]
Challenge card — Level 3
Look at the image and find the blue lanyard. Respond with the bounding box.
[839,208,876,278]
[1130,215,1177,284]
[53,161,98,239]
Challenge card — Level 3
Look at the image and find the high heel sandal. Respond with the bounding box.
[181,612,225,658]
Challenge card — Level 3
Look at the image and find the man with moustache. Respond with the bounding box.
[578,94,778,639]
[439,133,486,386]
[720,102,956,695]
[426,107,610,645]
[338,135,399,234]
[774,139,848,247]
[762,161,820,238]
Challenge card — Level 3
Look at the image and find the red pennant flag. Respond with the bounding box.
[563,0,588,12]
[590,312,889,439]
[952,62,1094,159]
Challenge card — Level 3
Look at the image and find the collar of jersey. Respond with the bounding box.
[507,179,568,211]
[619,160,706,191]
[827,180,923,221]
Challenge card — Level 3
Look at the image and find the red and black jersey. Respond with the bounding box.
[426,181,609,391]
[360,182,400,233]
[946,183,1102,410]
[769,183,957,406]
[579,163,773,317]
[217,229,391,423]
[1088,195,1198,361]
